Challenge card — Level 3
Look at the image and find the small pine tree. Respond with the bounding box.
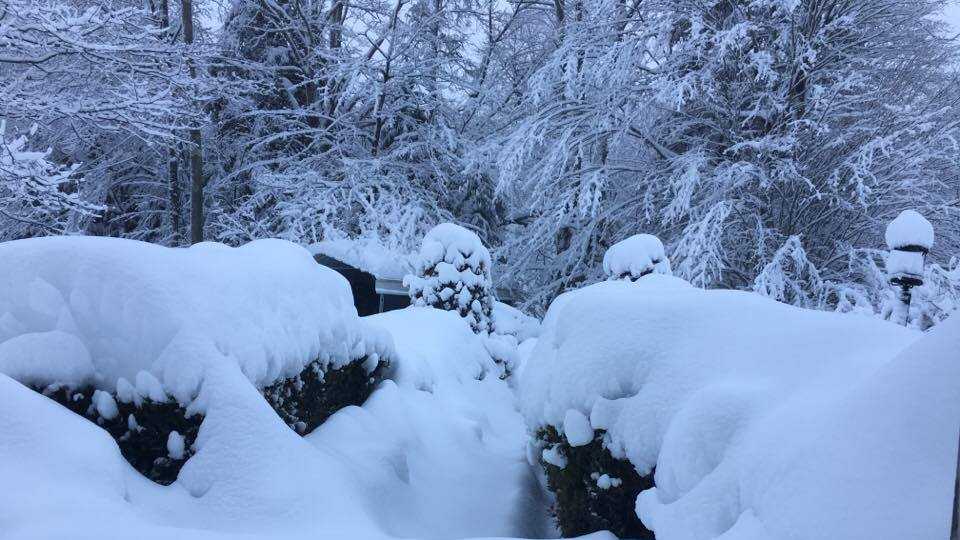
[405,223,493,333]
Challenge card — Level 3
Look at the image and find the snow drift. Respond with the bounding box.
[520,277,954,539]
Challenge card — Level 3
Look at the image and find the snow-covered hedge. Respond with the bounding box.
[603,234,671,281]
[518,276,958,539]
[0,236,393,483]
[534,424,653,538]
[32,381,202,485]
[405,223,493,334]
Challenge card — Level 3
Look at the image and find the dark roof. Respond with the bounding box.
[313,253,361,271]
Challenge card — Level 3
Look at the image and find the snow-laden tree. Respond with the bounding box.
[207,0,498,249]
[405,223,494,334]
[0,122,101,236]
[603,234,672,281]
[0,0,204,243]
[491,0,960,313]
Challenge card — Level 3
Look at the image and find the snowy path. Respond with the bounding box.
[309,307,556,540]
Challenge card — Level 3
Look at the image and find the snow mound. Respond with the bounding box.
[366,307,500,391]
[603,234,672,281]
[492,301,541,342]
[521,278,934,539]
[885,209,934,250]
[0,236,393,405]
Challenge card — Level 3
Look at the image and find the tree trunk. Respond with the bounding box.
[181,0,204,244]
[158,0,182,246]
[169,149,182,245]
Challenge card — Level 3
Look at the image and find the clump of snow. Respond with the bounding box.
[563,409,594,447]
[307,236,414,279]
[885,209,934,250]
[92,389,118,420]
[603,234,672,281]
[405,223,494,334]
[136,370,167,402]
[592,473,622,490]
[542,445,567,468]
[0,236,393,407]
[167,430,186,460]
[521,277,943,539]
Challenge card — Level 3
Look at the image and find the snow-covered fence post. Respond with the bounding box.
[405,223,493,334]
[602,234,672,281]
[883,210,934,327]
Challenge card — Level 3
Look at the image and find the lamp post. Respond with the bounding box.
[884,210,934,327]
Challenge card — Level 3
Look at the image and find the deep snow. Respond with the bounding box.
[0,304,551,540]
[1,235,956,540]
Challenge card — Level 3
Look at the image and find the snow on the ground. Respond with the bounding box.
[602,234,672,281]
[0,236,392,405]
[493,301,541,342]
[312,306,554,539]
[885,209,934,250]
[519,276,956,540]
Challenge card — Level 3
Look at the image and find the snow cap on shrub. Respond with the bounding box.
[405,223,493,334]
[603,234,671,281]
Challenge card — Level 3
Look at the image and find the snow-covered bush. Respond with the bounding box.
[0,236,393,483]
[603,234,671,281]
[262,356,388,434]
[519,277,957,539]
[32,381,202,485]
[534,424,653,538]
[405,223,493,334]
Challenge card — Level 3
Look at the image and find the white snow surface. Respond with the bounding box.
[0,236,393,405]
[0,330,94,386]
[492,301,541,341]
[519,277,953,540]
[312,307,553,539]
[602,234,672,280]
[885,209,934,250]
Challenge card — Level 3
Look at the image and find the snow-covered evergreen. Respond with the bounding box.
[405,223,494,334]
